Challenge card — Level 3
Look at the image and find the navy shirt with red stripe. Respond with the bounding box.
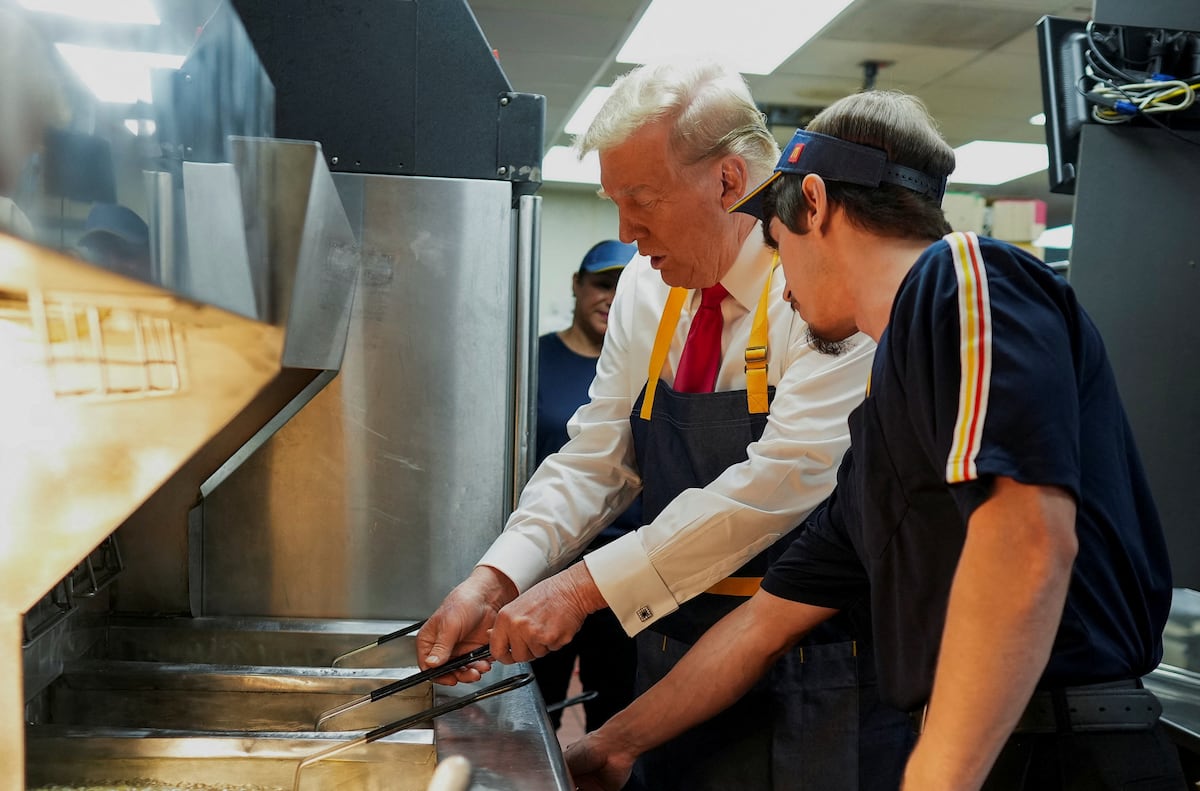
[763,233,1172,711]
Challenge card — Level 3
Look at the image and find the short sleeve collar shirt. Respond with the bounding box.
[762,232,1172,710]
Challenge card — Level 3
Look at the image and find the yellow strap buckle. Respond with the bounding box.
[705,576,763,597]
[744,344,768,373]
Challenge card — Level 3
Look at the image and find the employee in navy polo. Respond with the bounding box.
[565,89,1184,791]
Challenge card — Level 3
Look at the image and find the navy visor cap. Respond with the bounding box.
[729,129,947,220]
[579,239,638,274]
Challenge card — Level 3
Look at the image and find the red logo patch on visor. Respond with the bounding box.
[787,143,805,163]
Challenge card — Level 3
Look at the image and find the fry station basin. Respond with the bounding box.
[23,617,564,791]
[26,733,437,791]
[38,664,433,732]
[81,616,421,670]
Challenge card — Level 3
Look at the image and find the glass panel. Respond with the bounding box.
[1163,588,1200,673]
[0,0,274,317]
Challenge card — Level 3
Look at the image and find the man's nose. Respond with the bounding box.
[617,213,642,245]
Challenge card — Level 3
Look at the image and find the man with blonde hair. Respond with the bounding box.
[420,62,912,789]
[566,88,1183,791]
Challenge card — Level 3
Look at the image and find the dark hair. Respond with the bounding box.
[766,91,955,243]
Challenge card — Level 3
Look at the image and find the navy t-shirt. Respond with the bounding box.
[763,232,1173,711]
[537,332,641,543]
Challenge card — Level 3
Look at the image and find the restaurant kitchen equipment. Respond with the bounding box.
[1,1,565,789]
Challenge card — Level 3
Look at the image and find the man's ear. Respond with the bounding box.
[719,156,750,210]
[801,173,828,231]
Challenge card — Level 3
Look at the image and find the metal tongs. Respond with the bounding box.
[316,644,493,730]
[292,671,533,791]
[330,618,427,667]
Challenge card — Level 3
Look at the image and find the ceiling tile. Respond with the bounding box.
[468,0,1091,213]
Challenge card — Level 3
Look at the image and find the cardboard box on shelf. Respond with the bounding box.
[942,192,987,234]
[990,199,1047,243]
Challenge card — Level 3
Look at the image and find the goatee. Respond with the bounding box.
[805,328,852,357]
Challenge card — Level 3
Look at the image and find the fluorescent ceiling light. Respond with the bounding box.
[55,43,185,104]
[20,0,160,25]
[1034,224,1073,249]
[1029,112,1046,126]
[617,0,853,75]
[124,119,157,136]
[565,87,614,136]
[949,141,1048,186]
[543,146,601,185]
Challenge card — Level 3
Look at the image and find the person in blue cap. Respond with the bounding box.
[77,203,152,281]
[564,89,1183,791]
[531,239,641,734]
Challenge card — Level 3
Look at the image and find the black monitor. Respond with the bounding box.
[1038,14,1200,195]
[1036,16,1090,195]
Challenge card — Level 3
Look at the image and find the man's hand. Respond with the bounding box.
[417,566,518,685]
[490,562,607,663]
[564,729,638,791]
[565,590,832,791]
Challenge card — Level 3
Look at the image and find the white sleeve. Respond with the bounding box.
[476,263,646,592]
[586,321,875,635]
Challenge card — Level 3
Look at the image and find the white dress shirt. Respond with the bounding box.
[477,227,876,635]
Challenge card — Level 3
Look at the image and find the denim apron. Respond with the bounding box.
[626,266,911,790]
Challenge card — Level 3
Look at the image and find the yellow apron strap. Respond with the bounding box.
[744,254,778,414]
[640,286,689,420]
[705,576,763,596]
[641,259,776,420]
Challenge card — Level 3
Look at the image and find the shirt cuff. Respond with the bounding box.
[584,531,679,636]
[476,531,551,594]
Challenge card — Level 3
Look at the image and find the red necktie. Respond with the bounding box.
[674,283,728,393]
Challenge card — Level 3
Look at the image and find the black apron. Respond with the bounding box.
[623,273,910,791]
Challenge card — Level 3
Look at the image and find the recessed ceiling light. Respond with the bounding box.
[20,0,160,25]
[949,141,1048,186]
[542,146,601,185]
[55,43,185,104]
[617,0,855,75]
[565,87,614,136]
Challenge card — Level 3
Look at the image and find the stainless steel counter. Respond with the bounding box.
[1148,588,1200,761]
[439,662,572,791]
[1145,664,1200,756]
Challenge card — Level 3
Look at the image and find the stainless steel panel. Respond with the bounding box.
[95,616,421,669]
[511,194,541,509]
[201,175,520,618]
[227,138,360,369]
